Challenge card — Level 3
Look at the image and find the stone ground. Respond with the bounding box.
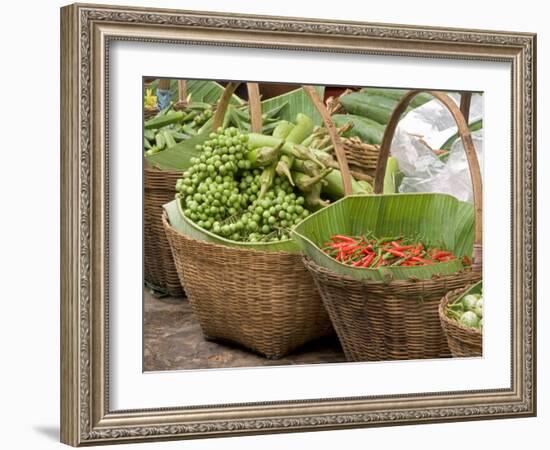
[143,288,346,371]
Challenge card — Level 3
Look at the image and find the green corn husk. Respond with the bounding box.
[304,182,329,210]
[259,164,277,198]
[276,156,295,186]
[272,120,295,139]
[383,156,400,194]
[247,145,282,167]
[291,193,475,281]
[164,199,299,252]
[292,168,332,192]
[321,170,370,199]
[291,159,319,176]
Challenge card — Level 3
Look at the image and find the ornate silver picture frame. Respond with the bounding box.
[60,3,536,446]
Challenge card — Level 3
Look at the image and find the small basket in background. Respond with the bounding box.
[439,284,482,357]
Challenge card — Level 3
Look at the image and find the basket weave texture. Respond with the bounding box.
[163,214,334,359]
[144,167,184,296]
[144,107,159,120]
[303,257,480,361]
[439,287,482,357]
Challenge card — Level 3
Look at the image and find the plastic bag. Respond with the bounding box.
[390,93,483,203]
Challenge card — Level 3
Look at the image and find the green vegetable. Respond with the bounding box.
[459,311,480,328]
[175,127,312,244]
[144,129,156,141]
[339,92,397,124]
[332,114,384,144]
[272,120,295,139]
[155,133,166,150]
[292,168,332,192]
[360,88,433,109]
[321,170,369,199]
[144,111,185,129]
[162,129,177,148]
[462,294,480,310]
[246,146,281,167]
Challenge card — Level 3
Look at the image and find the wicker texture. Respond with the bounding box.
[439,287,482,357]
[304,257,480,361]
[144,167,184,296]
[163,214,333,359]
[144,107,159,120]
[339,137,379,180]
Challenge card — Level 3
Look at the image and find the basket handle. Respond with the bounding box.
[460,92,472,122]
[303,85,353,196]
[212,82,240,130]
[247,83,262,133]
[373,90,482,268]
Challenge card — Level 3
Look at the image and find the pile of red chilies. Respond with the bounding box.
[322,234,460,268]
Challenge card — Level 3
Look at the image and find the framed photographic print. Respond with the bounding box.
[60,3,536,446]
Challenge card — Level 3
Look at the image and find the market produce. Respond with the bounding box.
[445,290,483,330]
[144,103,214,156]
[321,234,463,268]
[331,114,384,145]
[175,126,311,243]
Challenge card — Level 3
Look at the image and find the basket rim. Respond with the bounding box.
[438,286,482,336]
[163,211,300,257]
[302,254,475,288]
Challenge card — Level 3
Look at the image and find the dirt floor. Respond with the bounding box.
[143,288,346,371]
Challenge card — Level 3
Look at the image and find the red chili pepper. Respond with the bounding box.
[332,235,356,243]
[433,250,452,259]
[361,253,375,267]
[388,249,407,258]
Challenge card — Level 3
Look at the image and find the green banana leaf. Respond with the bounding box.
[145,132,210,171]
[359,88,434,109]
[149,79,243,105]
[260,86,325,126]
[163,199,300,252]
[291,193,475,281]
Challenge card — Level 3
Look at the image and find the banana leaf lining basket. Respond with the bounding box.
[144,166,184,296]
[438,284,483,357]
[295,90,483,362]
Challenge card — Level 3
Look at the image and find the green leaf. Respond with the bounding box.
[260,86,325,126]
[145,132,210,171]
[163,199,300,252]
[149,79,243,105]
[291,193,475,281]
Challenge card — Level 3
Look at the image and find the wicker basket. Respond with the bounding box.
[163,213,333,359]
[144,107,159,120]
[439,286,482,357]
[144,167,184,297]
[302,90,483,362]
[304,258,479,361]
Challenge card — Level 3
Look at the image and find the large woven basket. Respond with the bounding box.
[144,167,184,296]
[163,213,333,359]
[304,258,478,361]
[302,90,483,362]
[439,286,482,357]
